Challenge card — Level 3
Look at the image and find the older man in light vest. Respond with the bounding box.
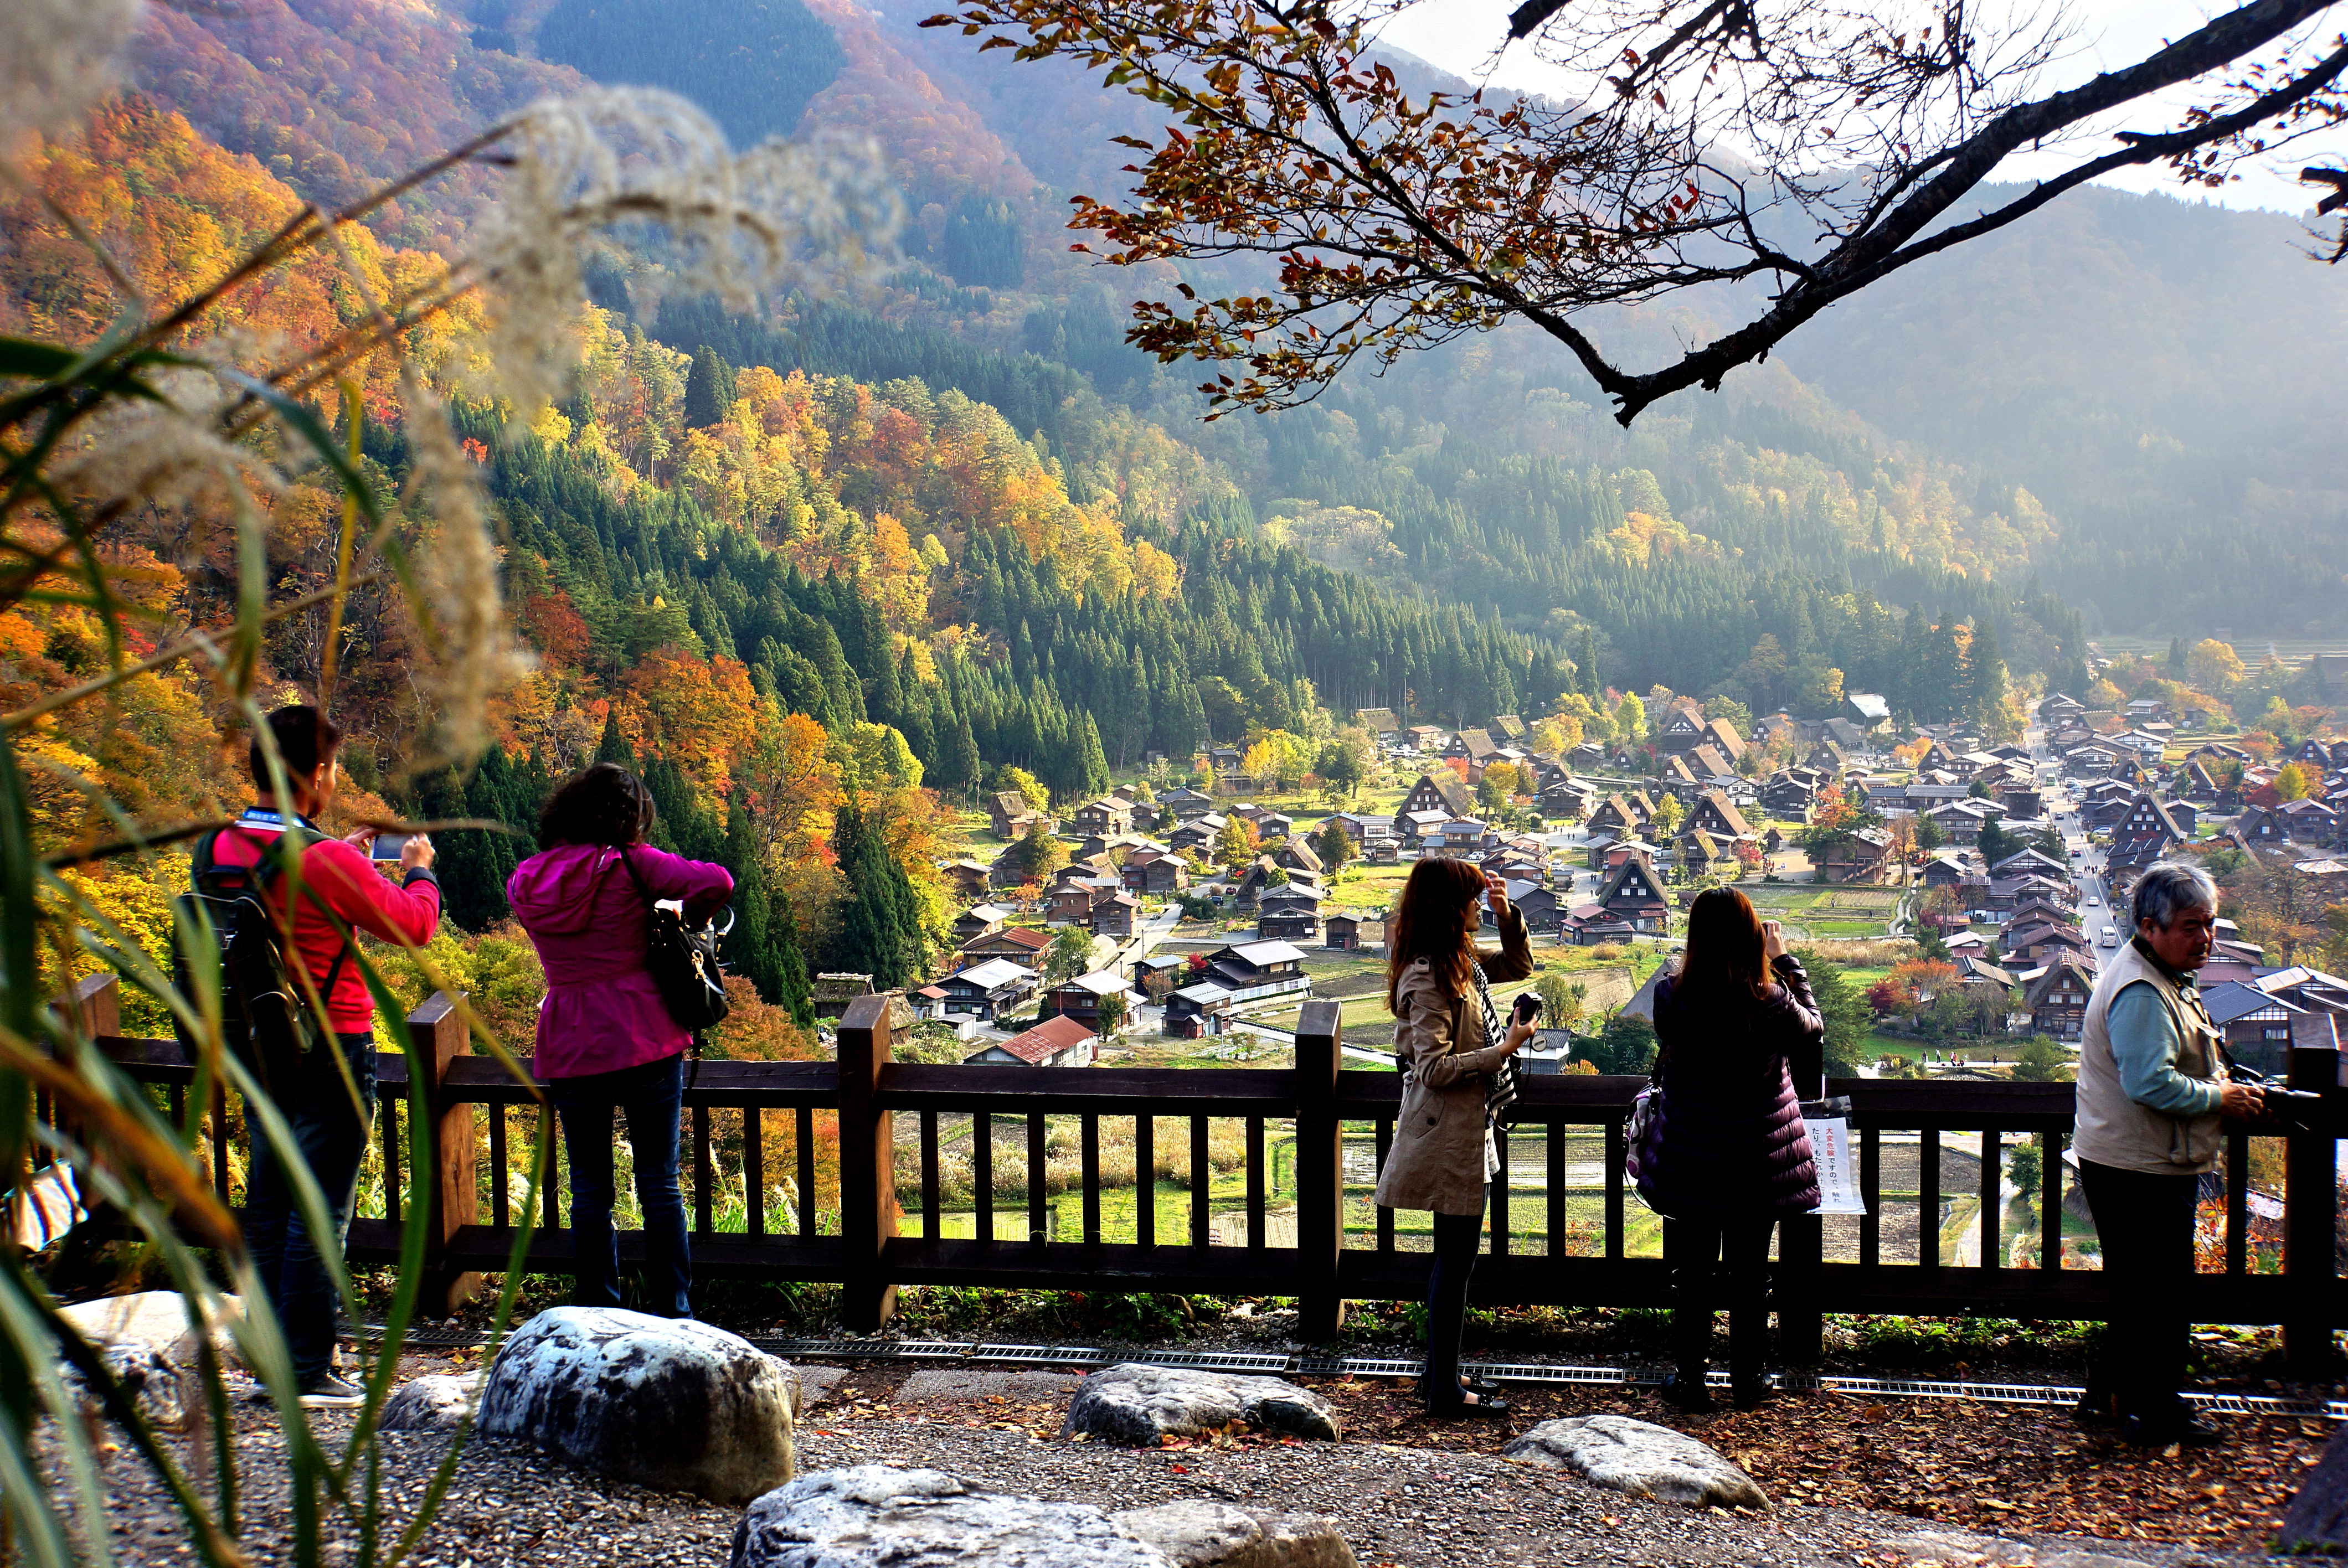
[2073,860,2262,1448]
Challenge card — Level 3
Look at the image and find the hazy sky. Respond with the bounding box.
[1379,0,2326,214]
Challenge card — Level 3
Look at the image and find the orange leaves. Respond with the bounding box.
[621,649,761,796]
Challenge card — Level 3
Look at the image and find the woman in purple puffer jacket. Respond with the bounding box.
[508,764,733,1317]
[1644,885,1823,1412]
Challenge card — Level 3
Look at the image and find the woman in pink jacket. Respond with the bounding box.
[508,764,733,1317]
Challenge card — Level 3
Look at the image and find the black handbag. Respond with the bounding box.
[620,848,731,1034]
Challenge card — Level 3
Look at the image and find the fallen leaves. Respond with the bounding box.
[1284,1378,2325,1549]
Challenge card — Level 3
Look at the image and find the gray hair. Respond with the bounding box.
[2133,861,2218,931]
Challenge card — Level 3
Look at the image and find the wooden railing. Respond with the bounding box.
[54,975,2348,1368]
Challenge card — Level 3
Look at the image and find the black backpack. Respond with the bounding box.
[619,848,730,1034]
[172,826,345,1095]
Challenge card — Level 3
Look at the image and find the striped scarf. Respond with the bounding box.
[1470,964,1520,1124]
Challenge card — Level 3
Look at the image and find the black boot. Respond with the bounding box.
[1659,1370,1713,1412]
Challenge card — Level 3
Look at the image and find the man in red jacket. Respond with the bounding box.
[217,706,440,1406]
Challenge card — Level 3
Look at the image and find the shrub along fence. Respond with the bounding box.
[59,976,2348,1369]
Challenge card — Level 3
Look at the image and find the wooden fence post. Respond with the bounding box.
[2284,1028,2342,1375]
[65,972,120,1039]
[410,992,481,1316]
[1777,1213,1824,1364]
[837,994,903,1331]
[1293,1000,1345,1342]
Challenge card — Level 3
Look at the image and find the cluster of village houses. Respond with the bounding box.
[810,686,2348,1072]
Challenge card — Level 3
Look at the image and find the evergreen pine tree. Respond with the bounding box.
[771,890,815,1028]
[1076,712,1111,799]
[1969,621,2011,733]
[595,708,636,768]
[723,800,779,1000]
[682,346,737,427]
[831,802,918,988]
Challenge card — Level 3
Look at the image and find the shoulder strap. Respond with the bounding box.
[617,845,656,908]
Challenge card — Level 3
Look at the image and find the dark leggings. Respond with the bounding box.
[1666,1215,1777,1379]
[1424,1193,1486,1400]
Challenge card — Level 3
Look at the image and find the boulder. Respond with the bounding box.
[1502,1414,1768,1509]
[1115,1500,1355,1568]
[66,1342,190,1432]
[1060,1364,1340,1447]
[2279,1421,2348,1554]
[55,1290,241,1368]
[1880,1529,2036,1565]
[380,1372,482,1432]
[479,1307,795,1503]
[730,1466,1165,1568]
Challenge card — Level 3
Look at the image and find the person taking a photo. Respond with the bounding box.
[214,705,441,1407]
[1373,856,1535,1419]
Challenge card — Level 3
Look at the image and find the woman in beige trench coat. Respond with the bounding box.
[1372,855,1535,1417]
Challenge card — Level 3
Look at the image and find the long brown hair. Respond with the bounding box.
[1386,855,1487,1013]
[1675,885,1775,1003]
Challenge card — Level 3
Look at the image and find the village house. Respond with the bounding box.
[1168,814,1228,855]
[1587,793,1652,837]
[1159,786,1216,819]
[964,1013,1095,1068]
[2107,793,2189,898]
[1042,971,1140,1030]
[1394,771,1477,828]
[1758,773,1817,820]
[950,902,1015,943]
[1687,788,1753,841]
[1047,881,1101,925]
[1811,827,1894,885]
[811,972,875,1019]
[1257,886,1325,943]
[1122,848,1191,896]
[1070,797,1135,837]
[1845,693,1892,731]
[1688,742,1734,781]
[2003,919,2095,970]
[1656,700,1709,754]
[955,924,1053,969]
[1094,890,1140,938]
[932,958,1038,1022]
[1444,728,1501,776]
[940,859,992,902]
[1562,906,1639,945]
[2026,955,2097,1040]
[1592,852,1670,933]
[1324,912,1383,952]
[1354,707,1401,742]
[987,791,1055,839]
[1404,724,1450,752]
[1201,940,1312,1000]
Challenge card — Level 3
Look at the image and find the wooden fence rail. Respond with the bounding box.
[55,978,2348,1368]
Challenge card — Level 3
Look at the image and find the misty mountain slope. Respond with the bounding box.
[1775,184,2348,634]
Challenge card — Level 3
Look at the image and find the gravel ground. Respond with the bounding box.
[57,1352,2326,1568]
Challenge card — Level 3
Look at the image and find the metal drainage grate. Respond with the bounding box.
[356,1326,2346,1421]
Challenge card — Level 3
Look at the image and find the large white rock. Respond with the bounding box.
[1115,1500,1355,1568]
[479,1307,796,1503]
[380,1372,482,1432]
[1060,1364,1341,1447]
[729,1466,1166,1568]
[55,1291,241,1368]
[1503,1414,1768,1509]
[66,1342,190,1433]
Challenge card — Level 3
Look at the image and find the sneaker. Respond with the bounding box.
[296,1373,369,1409]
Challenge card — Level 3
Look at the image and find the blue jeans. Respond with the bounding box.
[243,1031,377,1386]
[550,1054,692,1318]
